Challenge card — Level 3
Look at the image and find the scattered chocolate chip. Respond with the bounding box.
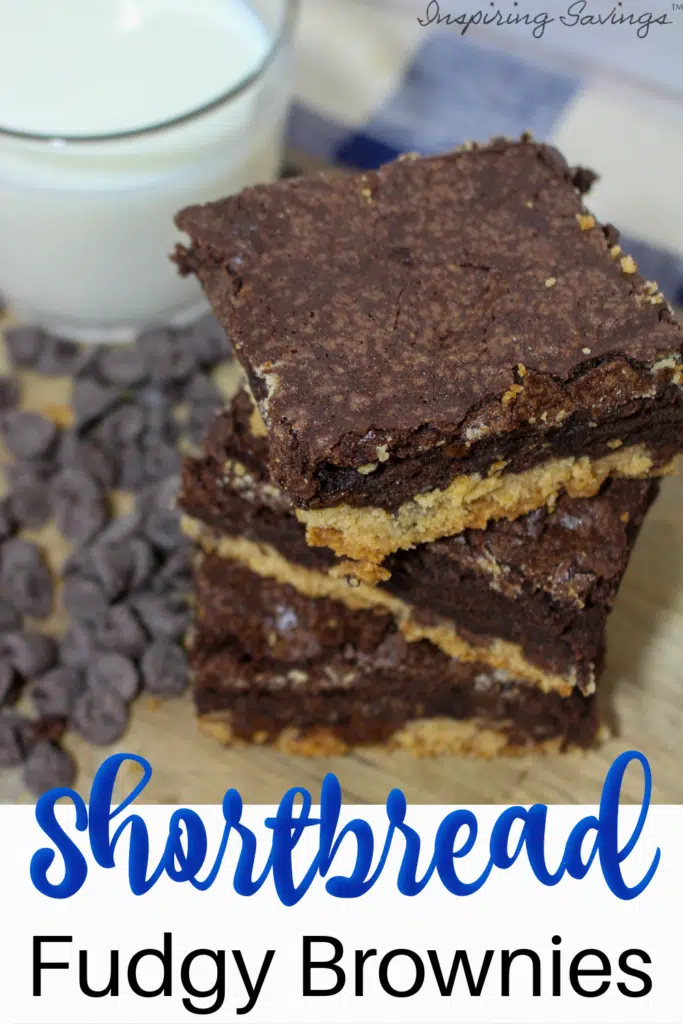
[94,604,147,658]
[128,538,156,590]
[1,631,57,677]
[58,429,118,489]
[138,389,179,442]
[96,512,141,546]
[37,336,89,376]
[97,345,148,387]
[0,597,21,631]
[72,378,120,428]
[71,687,129,745]
[88,652,139,703]
[0,540,53,619]
[53,468,108,544]
[154,546,192,593]
[59,622,95,668]
[1,410,57,459]
[118,443,147,490]
[183,314,230,368]
[23,740,76,795]
[62,576,109,624]
[0,713,26,766]
[141,641,189,695]
[94,403,145,447]
[5,326,45,368]
[0,664,22,709]
[138,329,195,387]
[32,666,84,718]
[0,498,15,541]
[138,477,183,551]
[9,474,52,529]
[0,374,20,412]
[142,441,181,483]
[91,542,132,600]
[131,591,189,641]
[183,371,223,407]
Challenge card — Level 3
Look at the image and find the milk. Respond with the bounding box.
[0,0,293,340]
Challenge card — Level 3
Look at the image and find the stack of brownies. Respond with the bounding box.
[173,136,683,756]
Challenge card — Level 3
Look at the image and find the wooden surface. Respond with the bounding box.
[1,317,682,805]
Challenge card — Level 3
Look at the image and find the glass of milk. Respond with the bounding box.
[0,0,297,342]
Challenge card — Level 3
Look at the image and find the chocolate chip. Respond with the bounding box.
[0,374,20,412]
[0,541,53,619]
[59,622,95,667]
[9,474,52,529]
[72,379,120,428]
[1,631,57,677]
[23,740,76,795]
[138,477,183,551]
[61,544,95,579]
[1,410,57,459]
[62,576,109,624]
[94,604,147,657]
[128,538,156,590]
[71,687,129,745]
[96,512,141,546]
[5,326,45,368]
[138,328,195,387]
[141,641,189,695]
[0,664,22,709]
[58,430,118,489]
[97,346,147,387]
[183,371,223,407]
[0,597,21,631]
[118,443,147,490]
[32,666,84,718]
[154,546,192,593]
[94,403,145,447]
[0,498,15,541]
[37,336,90,376]
[88,652,139,703]
[53,468,108,544]
[91,542,132,600]
[131,591,189,641]
[183,314,230,368]
[138,389,179,442]
[142,441,181,484]
[0,713,26,766]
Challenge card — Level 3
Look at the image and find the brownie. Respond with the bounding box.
[174,136,683,568]
[192,556,599,756]
[179,390,658,695]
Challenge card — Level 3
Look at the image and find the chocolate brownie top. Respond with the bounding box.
[175,137,682,502]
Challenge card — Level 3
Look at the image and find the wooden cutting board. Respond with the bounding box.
[1,314,682,805]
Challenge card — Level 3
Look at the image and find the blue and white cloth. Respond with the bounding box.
[288,0,683,303]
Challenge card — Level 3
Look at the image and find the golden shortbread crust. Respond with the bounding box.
[198,713,597,758]
[297,446,677,569]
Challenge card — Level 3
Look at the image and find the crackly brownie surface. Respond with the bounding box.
[191,557,599,753]
[175,136,683,511]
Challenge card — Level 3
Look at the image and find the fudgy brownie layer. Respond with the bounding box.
[192,559,599,754]
[179,391,659,691]
[174,136,683,511]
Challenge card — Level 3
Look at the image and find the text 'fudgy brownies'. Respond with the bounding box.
[175,136,683,574]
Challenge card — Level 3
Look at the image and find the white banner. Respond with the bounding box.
[0,750,681,1023]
